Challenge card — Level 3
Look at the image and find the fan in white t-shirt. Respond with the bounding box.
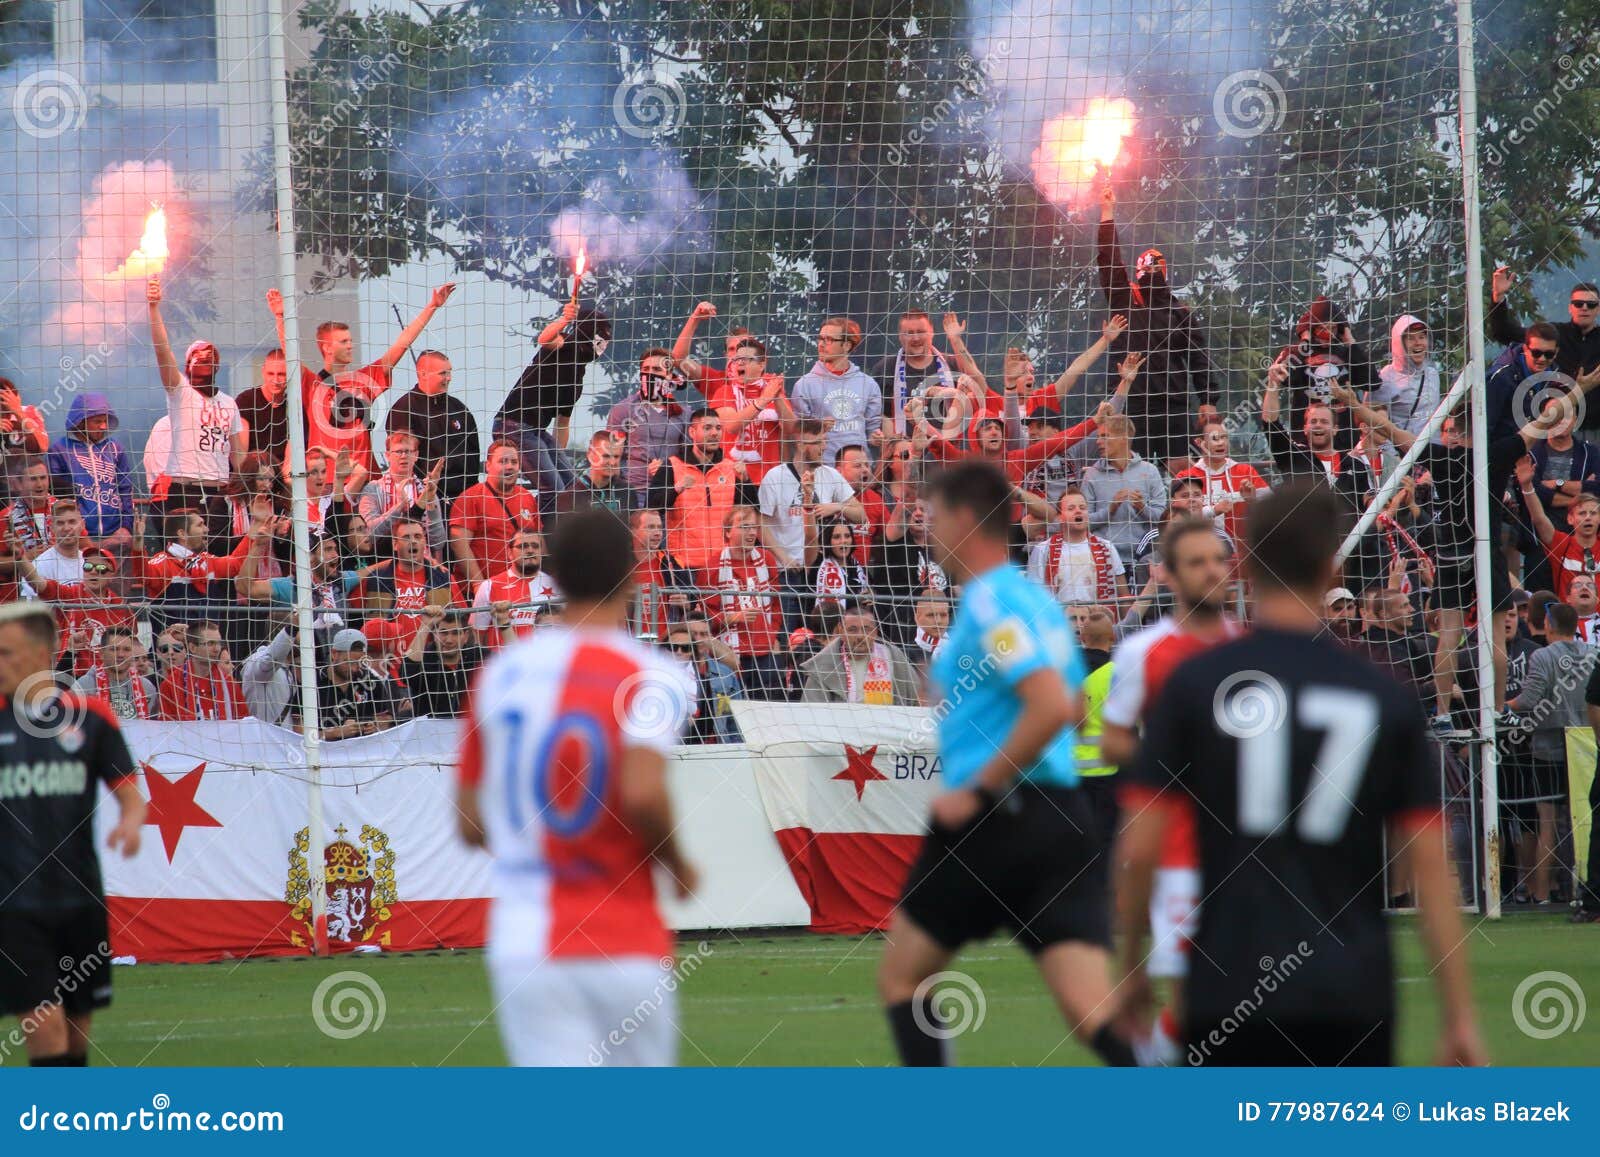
[1027,489,1129,607]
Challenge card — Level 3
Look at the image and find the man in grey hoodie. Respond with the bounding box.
[1368,314,1445,439]
[790,317,883,462]
[1080,413,1167,580]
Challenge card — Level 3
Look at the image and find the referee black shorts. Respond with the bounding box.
[897,782,1111,955]
[0,905,113,1018]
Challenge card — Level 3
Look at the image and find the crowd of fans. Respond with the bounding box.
[5,192,1600,908]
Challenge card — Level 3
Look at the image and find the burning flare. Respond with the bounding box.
[1031,97,1137,205]
[112,203,168,279]
[569,245,587,306]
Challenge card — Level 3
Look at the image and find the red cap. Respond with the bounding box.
[787,627,815,650]
[362,618,402,652]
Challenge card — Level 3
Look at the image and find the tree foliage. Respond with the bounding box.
[248,0,1600,415]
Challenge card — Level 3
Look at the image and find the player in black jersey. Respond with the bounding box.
[1115,482,1485,1066]
[0,602,144,1067]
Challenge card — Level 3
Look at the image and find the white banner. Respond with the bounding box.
[97,719,809,960]
[731,701,943,836]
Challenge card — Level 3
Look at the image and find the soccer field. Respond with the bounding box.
[5,914,1591,1067]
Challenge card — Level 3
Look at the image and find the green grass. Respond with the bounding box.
[7,915,1594,1066]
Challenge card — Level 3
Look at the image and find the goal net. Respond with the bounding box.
[0,0,1553,955]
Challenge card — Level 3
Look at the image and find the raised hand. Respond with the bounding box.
[691,301,717,321]
[1103,314,1129,342]
[1491,266,1515,301]
[430,283,458,309]
[1266,360,1289,389]
[942,312,965,339]
[1117,351,1145,384]
[1514,455,1534,488]
[266,286,283,317]
[147,275,163,306]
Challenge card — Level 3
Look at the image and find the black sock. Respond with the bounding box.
[66,1054,87,1067]
[886,996,948,1066]
[1091,1022,1137,1067]
[29,1054,74,1068]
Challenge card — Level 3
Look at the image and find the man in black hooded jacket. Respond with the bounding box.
[493,303,612,498]
[1096,184,1219,471]
[1271,295,1374,448]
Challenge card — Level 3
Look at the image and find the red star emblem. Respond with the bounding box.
[143,762,223,862]
[832,744,887,801]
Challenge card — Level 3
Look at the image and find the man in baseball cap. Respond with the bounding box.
[318,626,411,740]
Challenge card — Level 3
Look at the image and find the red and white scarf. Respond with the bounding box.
[1375,513,1431,596]
[94,661,150,719]
[815,555,863,600]
[1042,533,1117,602]
[715,546,778,651]
[842,642,896,704]
[169,662,242,721]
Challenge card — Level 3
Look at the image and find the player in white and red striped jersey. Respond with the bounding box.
[1101,516,1237,1065]
[457,507,698,1067]
[470,526,561,646]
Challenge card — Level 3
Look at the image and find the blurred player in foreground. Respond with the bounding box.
[1100,516,1237,1065]
[1115,482,1485,1065]
[0,601,144,1066]
[877,460,1134,1066]
[456,508,699,1066]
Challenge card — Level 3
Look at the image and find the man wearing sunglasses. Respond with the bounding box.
[9,544,134,680]
[1485,321,1566,442]
[1490,269,1600,411]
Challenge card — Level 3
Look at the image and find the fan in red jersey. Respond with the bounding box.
[11,545,135,677]
[1173,419,1269,544]
[457,507,697,1066]
[362,516,457,650]
[470,526,560,647]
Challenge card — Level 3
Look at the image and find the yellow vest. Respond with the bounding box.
[1075,661,1116,778]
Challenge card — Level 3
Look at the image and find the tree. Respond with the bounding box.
[247,0,1600,420]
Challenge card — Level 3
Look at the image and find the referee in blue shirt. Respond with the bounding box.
[877,461,1134,1066]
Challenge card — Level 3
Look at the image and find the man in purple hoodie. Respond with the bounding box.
[47,394,134,551]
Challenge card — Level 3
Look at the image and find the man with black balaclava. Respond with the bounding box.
[147,274,248,553]
[1097,183,1220,473]
[608,348,693,505]
[1271,295,1375,449]
[494,301,612,499]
